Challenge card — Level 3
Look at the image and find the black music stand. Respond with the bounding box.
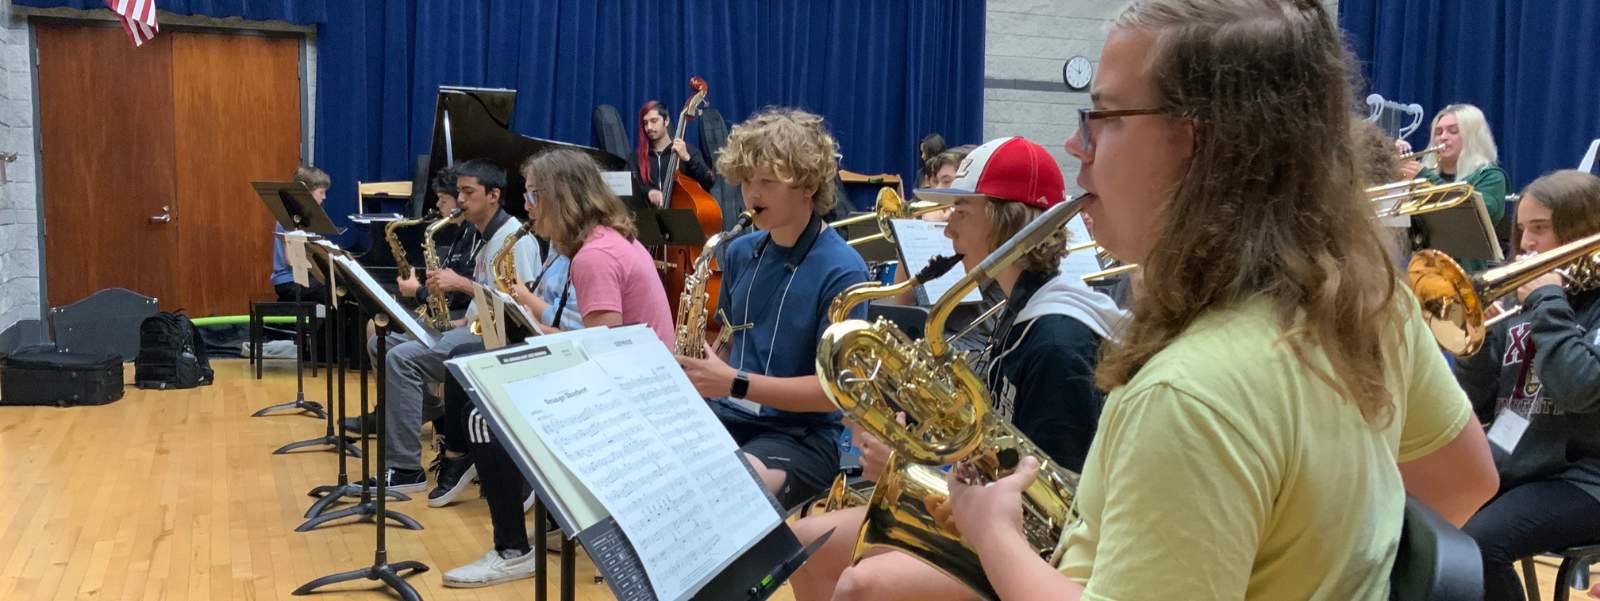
[634,206,710,248]
[252,182,339,422]
[268,239,362,457]
[1413,193,1504,263]
[294,258,428,601]
[297,251,423,532]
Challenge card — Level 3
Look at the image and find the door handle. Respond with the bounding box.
[149,205,172,224]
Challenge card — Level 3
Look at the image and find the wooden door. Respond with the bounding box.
[36,23,302,316]
[171,32,301,314]
[37,23,179,310]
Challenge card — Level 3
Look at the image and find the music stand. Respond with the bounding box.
[633,206,709,248]
[1414,193,1504,263]
[252,182,339,422]
[267,237,362,457]
[294,255,429,601]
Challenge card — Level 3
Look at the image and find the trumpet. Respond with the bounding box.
[1399,143,1445,162]
[815,195,1088,600]
[1408,231,1600,356]
[832,187,948,247]
[1370,180,1477,219]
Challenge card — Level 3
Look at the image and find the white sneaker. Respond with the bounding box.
[442,549,538,588]
[544,526,568,554]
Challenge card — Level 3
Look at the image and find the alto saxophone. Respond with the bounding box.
[421,208,466,331]
[472,221,533,338]
[814,195,1089,601]
[673,211,755,358]
[384,209,439,282]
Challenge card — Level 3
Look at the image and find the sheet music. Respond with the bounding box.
[1057,215,1104,283]
[602,171,635,197]
[448,331,613,531]
[348,212,405,224]
[508,334,781,601]
[330,254,440,348]
[282,231,315,287]
[889,219,980,304]
[472,286,508,350]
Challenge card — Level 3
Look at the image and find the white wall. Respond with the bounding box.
[981,0,1341,189]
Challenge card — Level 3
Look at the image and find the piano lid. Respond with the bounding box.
[422,86,630,220]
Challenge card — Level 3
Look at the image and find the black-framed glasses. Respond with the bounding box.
[1078,107,1167,153]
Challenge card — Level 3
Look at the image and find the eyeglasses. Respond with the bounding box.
[523,189,540,206]
[1077,107,1167,153]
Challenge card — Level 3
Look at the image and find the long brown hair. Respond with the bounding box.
[1521,170,1600,245]
[522,149,638,257]
[1098,0,1399,424]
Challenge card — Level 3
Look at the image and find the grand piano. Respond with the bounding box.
[356,87,633,289]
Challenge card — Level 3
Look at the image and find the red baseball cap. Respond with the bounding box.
[916,136,1066,210]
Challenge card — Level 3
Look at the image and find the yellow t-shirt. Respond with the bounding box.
[1055,295,1471,601]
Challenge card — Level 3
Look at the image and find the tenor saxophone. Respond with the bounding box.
[421,209,466,331]
[814,195,1088,601]
[673,211,755,358]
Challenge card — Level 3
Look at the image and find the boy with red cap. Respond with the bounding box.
[787,136,1126,601]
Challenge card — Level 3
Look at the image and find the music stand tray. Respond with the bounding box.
[255,181,343,236]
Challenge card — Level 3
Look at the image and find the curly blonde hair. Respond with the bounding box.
[716,108,841,215]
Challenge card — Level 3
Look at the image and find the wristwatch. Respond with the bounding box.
[731,370,751,399]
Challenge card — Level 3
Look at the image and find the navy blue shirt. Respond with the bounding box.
[712,220,869,428]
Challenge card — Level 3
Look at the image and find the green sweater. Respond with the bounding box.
[1420,164,1509,271]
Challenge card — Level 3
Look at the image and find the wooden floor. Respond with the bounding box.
[0,359,800,601]
[0,358,1589,600]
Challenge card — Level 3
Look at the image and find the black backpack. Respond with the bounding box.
[134,311,214,389]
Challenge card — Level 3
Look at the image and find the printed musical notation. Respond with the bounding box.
[505,328,781,601]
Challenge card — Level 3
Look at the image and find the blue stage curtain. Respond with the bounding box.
[1340,0,1600,192]
[315,0,985,239]
[19,0,984,241]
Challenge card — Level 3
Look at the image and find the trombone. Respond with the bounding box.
[832,187,948,247]
[1066,240,1139,284]
[1408,231,1600,356]
[1370,180,1477,219]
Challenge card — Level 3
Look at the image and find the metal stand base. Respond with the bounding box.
[291,558,428,601]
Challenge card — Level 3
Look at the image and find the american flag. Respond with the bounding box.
[105,0,159,47]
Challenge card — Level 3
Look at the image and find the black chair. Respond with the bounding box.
[248,300,321,380]
[1391,496,1483,601]
[1499,194,1520,258]
[1520,544,1600,601]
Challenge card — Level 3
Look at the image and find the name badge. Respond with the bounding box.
[1486,408,1531,454]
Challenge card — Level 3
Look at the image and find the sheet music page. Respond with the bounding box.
[472,286,508,350]
[282,231,315,286]
[602,171,635,197]
[1057,215,1104,283]
[447,329,613,530]
[492,288,541,333]
[509,334,781,601]
[889,219,980,304]
[330,254,440,348]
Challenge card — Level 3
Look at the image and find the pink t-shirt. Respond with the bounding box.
[568,226,676,348]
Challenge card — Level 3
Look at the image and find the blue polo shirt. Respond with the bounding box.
[713,221,868,428]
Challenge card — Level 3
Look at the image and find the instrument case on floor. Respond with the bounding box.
[0,344,124,407]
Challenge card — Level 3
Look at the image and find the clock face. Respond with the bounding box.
[1064,56,1093,91]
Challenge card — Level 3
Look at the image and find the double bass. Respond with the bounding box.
[658,77,726,319]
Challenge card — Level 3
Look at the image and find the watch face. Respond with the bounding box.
[1064,56,1093,91]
